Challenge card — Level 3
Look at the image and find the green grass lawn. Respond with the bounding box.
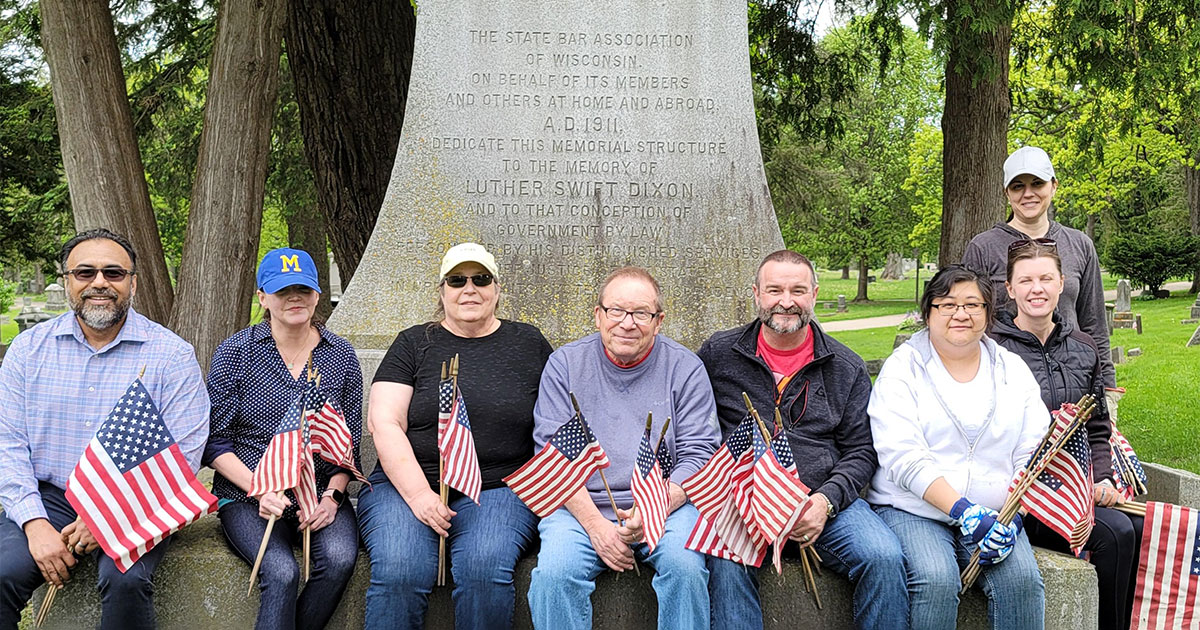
[829,293,1200,475]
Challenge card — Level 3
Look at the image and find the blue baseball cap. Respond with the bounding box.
[257,248,322,294]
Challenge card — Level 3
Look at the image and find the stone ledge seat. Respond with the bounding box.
[30,515,1098,630]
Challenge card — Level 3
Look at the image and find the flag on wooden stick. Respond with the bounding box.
[1132,501,1199,629]
[306,386,367,484]
[504,414,610,517]
[247,387,319,520]
[438,377,482,503]
[1015,406,1094,553]
[1110,425,1149,501]
[65,378,216,572]
[630,420,669,551]
[682,415,764,566]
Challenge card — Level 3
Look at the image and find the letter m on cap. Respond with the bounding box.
[280,254,301,273]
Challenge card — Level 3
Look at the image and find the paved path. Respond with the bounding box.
[823,281,1195,332]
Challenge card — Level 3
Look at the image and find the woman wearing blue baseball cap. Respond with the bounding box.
[202,247,363,630]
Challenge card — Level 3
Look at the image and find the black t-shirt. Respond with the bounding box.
[369,320,553,491]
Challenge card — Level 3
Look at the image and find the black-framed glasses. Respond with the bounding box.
[1007,237,1057,252]
[932,301,987,316]
[600,306,661,325]
[64,267,135,282]
[443,273,494,288]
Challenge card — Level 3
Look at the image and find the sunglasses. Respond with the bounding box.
[1007,237,1057,252]
[443,273,494,288]
[64,267,135,282]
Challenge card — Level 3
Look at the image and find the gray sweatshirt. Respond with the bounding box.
[962,221,1115,387]
[532,333,720,520]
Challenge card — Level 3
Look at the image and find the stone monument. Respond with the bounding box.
[1188,323,1200,348]
[44,283,66,311]
[1112,279,1134,329]
[1191,293,1200,320]
[329,0,784,351]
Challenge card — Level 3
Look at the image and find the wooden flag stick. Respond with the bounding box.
[800,547,823,609]
[248,491,285,595]
[654,417,672,455]
[569,392,639,575]
[302,529,311,582]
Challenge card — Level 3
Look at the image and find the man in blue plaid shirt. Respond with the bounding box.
[0,229,209,630]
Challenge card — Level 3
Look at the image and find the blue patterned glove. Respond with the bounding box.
[949,498,1001,544]
[978,530,1016,565]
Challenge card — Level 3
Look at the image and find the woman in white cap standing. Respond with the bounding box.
[357,242,553,630]
[204,247,363,630]
[962,146,1115,388]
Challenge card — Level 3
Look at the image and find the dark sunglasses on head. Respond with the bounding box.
[443,273,494,288]
[1007,237,1057,252]
[64,267,135,282]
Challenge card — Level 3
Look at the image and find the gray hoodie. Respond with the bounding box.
[962,221,1115,387]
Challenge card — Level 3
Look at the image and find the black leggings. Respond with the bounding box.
[1026,505,1145,630]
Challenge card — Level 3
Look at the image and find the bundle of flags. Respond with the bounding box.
[64,378,217,572]
[1013,403,1095,554]
[682,415,762,564]
[438,376,481,503]
[504,413,611,517]
[306,387,368,484]
[629,419,671,551]
[1132,501,1199,629]
[1110,424,1149,501]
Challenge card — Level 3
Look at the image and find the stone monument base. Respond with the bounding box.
[1113,311,1135,329]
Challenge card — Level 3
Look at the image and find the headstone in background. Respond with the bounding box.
[837,294,847,313]
[21,296,33,309]
[15,307,52,333]
[1127,347,1142,357]
[893,333,911,350]
[328,253,343,305]
[1191,293,1200,320]
[1112,279,1134,329]
[1134,314,1142,335]
[1105,303,1115,335]
[44,283,66,311]
[1111,346,1125,364]
[1188,324,1200,348]
[327,0,784,352]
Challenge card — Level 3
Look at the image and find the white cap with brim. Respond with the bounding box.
[439,242,499,279]
[1003,146,1056,188]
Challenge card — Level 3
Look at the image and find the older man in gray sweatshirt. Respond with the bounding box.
[526,266,721,630]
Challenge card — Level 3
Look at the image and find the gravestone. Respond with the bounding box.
[1111,346,1125,364]
[1112,279,1134,329]
[836,295,847,313]
[44,283,66,311]
[1134,314,1142,335]
[1188,324,1200,348]
[328,0,784,351]
[328,253,343,304]
[1191,293,1200,320]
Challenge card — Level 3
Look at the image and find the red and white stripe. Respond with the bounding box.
[685,501,766,567]
[1133,501,1200,630]
[504,442,610,517]
[631,458,669,551]
[247,425,302,498]
[749,448,806,544]
[439,391,482,503]
[66,442,215,572]
[1021,452,1094,552]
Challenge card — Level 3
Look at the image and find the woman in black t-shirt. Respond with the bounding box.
[357,243,552,630]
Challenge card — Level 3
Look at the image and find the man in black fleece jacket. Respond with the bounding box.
[697,250,907,630]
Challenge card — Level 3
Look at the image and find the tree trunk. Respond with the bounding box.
[855,256,869,302]
[881,252,904,280]
[286,205,333,321]
[1187,155,1200,294]
[841,265,850,280]
[285,0,415,285]
[1086,212,1097,242]
[937,0,1013,267]
[169,0,287,371]
[39,0,174,323]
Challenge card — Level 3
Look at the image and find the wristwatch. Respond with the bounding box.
[818,493,837,519]
[322,488,346,506]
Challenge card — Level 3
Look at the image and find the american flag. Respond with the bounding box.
[306,386,367,484]
[630,425,669,551]
[438,378,481,503]
[503,414,610,517]
[247,388,319,520]
[767,431,812,573]
[1110,425,1148,501]
[748,427,809,547]
[1017,406,1094,553]
[682,416,764,566]
[1132,501,1199,629]
[64,378,217,573]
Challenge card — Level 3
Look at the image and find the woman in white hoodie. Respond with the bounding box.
[867,265,1051,630]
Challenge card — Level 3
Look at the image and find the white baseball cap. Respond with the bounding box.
[1003,146,1056,188]
[439,242,499,279]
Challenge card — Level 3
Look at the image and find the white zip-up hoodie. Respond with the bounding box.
[866,329,1050,524]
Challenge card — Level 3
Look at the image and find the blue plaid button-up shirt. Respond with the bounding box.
[0,309,210,528]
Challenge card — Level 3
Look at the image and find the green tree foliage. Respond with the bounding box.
[1104,228,1200,296]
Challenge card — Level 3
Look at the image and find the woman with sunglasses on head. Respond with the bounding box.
[357,242,552,630]
[989,241,1143,630]
[962,146,1115,389]
[867,265,1051,630]
[203,248,362,630]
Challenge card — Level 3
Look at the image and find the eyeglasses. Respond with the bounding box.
[932,302,987,316]
[600,306,661,324]
[443,273,494,288]
[64,267,135,282]
[1007,237,1057,252]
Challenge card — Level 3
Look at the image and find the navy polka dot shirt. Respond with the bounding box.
[204,321,363,517]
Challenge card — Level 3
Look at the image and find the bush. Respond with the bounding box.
[0,280,16,314]
[1103,229,1200,296]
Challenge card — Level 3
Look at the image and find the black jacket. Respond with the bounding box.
[696,320,877,512]
[989,309,1112,481]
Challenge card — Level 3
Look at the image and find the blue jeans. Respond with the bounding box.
[219,500,358,630]
[875,505,1044,630]
[358,482,538,630]
[0,482,169,630]
[528,503,710,630]
[707,498,909,630]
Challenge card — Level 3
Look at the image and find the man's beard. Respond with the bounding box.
[757,303,813,335]
[68,288,131,331]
